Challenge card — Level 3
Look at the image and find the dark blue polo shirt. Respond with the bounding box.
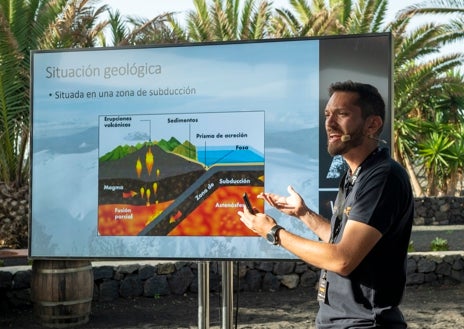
[316,148,414,328]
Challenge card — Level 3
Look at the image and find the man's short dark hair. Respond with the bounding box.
[328,81,385,124]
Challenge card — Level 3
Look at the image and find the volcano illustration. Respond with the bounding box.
[99,138,206,206]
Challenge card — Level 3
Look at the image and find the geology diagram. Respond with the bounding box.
[98,111,264,236]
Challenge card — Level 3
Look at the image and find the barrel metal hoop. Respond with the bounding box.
[36,265,93,274]
[35,314,89,325]
[36,297,93,307]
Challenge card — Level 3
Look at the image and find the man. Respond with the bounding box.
[238,81,414,328]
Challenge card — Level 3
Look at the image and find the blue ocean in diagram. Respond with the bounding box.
[197,146,264,167]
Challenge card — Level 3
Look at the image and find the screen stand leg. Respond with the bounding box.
[221,261,234,329]
[198,261,210,329]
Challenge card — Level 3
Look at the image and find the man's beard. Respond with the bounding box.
[327,127,364,156]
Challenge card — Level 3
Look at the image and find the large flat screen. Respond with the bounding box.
[30,33,392,259]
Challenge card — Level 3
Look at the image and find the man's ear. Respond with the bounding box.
[364,115,383,136]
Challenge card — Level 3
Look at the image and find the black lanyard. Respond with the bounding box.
[329,165,361,244]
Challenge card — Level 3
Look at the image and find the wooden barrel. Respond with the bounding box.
[31,260,94,328]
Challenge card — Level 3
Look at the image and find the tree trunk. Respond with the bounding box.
[446,170,459,196]
[402,154,424,197]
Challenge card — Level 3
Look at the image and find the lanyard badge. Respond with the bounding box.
[317,271,328,303]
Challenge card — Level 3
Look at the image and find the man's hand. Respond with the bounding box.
[238,205,276,238]
[258,185,308,218]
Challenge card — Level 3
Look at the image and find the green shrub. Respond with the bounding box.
[408,240,415,252]
[430,237,449,251]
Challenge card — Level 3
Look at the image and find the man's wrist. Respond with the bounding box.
[266,224,285,245]
[298,206,314,220]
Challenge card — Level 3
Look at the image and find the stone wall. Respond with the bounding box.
[0,196,462,249]
[1,252,463,310]
[414,197,464,225]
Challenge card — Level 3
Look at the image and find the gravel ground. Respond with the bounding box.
[2,282,463,329]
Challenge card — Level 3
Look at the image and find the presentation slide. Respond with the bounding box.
[30,34,391,259]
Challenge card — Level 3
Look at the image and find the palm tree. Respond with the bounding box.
[418,130,455,195]
[101,9,184,47]
[0,0,71,248]
[0,0,69,188]
[268,0,335,37]
[40,0,108,48]
[272,0,464,196]
[393,117,425,196]
[169,0,273,41]
[445,131,464,195]
[270,0,389,37]
[0,0,109,189]
[391,1,464,196]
